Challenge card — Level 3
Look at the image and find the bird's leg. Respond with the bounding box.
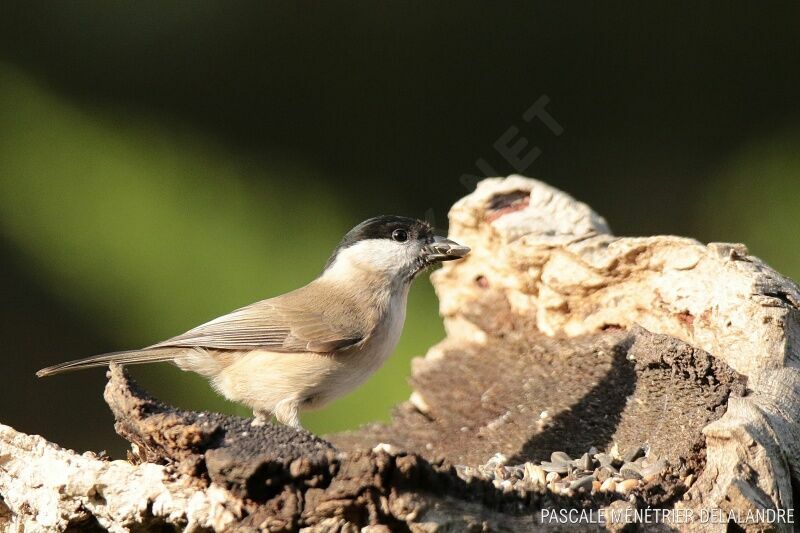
[251,409,271,427]
[273,397,303,429]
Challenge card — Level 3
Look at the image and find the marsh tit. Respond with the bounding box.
[37,216,470,428]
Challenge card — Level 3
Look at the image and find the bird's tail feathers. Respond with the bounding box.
[35,348,176,378]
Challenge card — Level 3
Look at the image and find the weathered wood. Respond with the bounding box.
[2,176,798,531]
[429,176,800,531]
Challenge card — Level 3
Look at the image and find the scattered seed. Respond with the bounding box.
[684,474,694,488]
[616,478,640,494]
[524,463,547,485]
[620,463,643,480]
[485,453,508,468]
[624,446,644,463]
[463,443,664,496]
[551,451,572,464]
[508,466,525,479]
[570,475,594,492]
[552,482,572,496]
[594,453,613,467]
[595,466,615,482]
[540,461,570,474]
[600,478,616,492]
[609,443,622,460]
[641,460,666,480]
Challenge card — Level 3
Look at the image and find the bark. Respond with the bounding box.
[2,175,799,532]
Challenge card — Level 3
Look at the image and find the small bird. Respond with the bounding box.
[37,216,470,428]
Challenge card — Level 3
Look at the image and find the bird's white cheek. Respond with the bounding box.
[327,239,416,277]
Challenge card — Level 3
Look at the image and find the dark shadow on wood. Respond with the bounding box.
[509,339,636,463]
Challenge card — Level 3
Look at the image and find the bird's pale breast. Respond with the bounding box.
[211,287,408,413]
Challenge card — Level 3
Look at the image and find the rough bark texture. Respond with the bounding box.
[2,175,799,531]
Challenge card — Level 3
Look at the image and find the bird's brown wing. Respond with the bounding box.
[35,284,367,377]
[150,290,366,354]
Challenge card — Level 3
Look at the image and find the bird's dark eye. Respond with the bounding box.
[392,228,409,242]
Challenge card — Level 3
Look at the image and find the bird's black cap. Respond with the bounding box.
[324,215,433,269]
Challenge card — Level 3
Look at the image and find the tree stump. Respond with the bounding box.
[2,176,798,531]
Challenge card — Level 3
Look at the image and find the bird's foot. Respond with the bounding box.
[273,399,303,430]
[251,412,270,427]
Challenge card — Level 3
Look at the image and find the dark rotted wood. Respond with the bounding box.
[100,323,745,530]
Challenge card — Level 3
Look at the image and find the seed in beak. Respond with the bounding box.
[428,236,470,261]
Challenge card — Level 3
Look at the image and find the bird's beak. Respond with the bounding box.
[426,235,471,262]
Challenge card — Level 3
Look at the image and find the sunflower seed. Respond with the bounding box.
[616,478,640,494]
[624,446,644,463]
[594,453,613,467]
[552,482,572,496]
[551,451,572,464]
[540,461,570,474]
[509,466,526,479]
[524,463,547,485]
[620,463,643,480]
[600,478,617,492]
[641,460,666,480]
[576,452,593,471]
[570,475,594,492]
[485,453,508,468]
[595,466,615,482]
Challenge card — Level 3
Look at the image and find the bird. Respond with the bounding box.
[36,216,470,429]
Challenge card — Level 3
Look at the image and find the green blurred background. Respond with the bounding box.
[0,2,798,457]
